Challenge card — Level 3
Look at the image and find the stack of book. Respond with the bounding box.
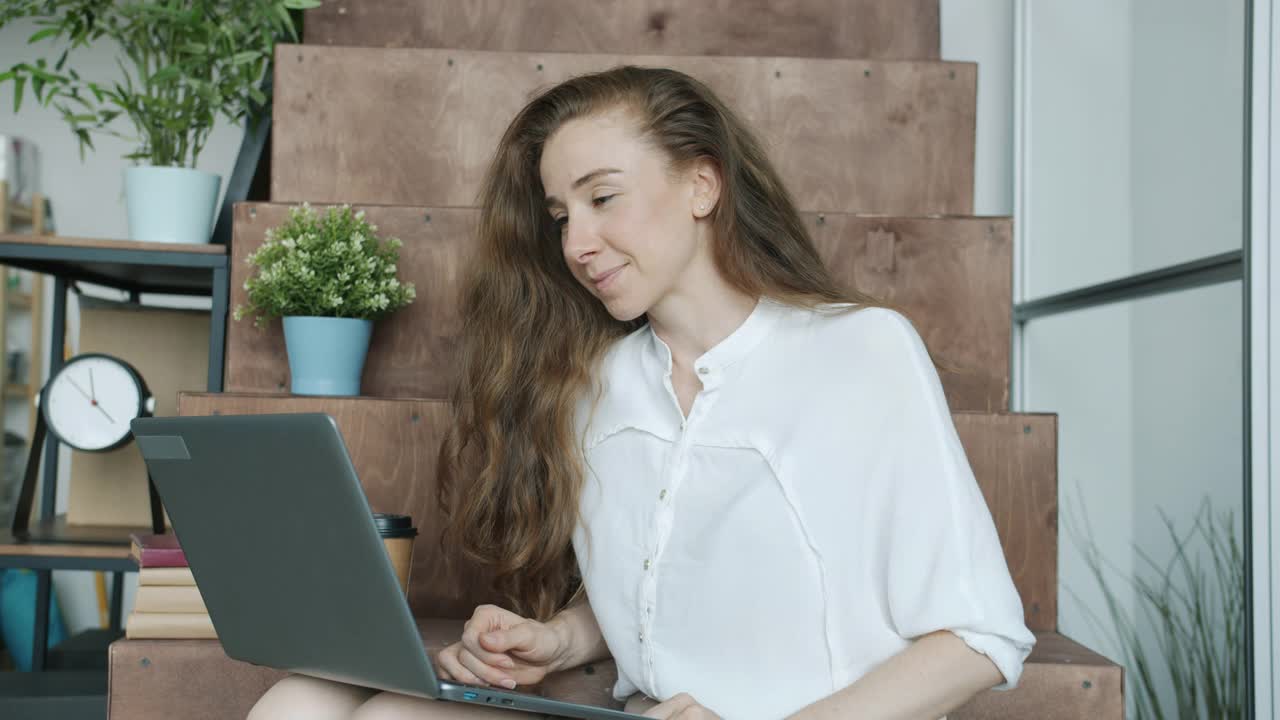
[124,533,217,639]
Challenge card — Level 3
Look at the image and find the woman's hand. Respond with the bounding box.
[434,604,569,689]
[643,693,723,720]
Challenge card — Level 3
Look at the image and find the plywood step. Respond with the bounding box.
[953,632,1124,719]
[954,412,1057,632]
[108,623,1119,720]
[227,204,1009,411]
[270,45,975,215]
[177,393,1055,633]
[302,0,940,60]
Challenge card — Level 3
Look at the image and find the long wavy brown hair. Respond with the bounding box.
[437,65,913,621]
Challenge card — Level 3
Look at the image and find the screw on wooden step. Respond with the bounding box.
[1082,680,1093,689]
[775,70,781,79]
[537,63,544,72]
[249,207,257,218]
[863,69,871,78]
[817,214,825,226]
[584,664,595,675]
[1024,425,1031,434]
[411,414,420,424]
[140,657,151,667]
[278,382,286,391]
[424,213,431,223]
[297,54,303,62]
[447,58,454,67]
[949,70,956,80]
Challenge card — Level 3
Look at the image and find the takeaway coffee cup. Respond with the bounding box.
[373,513,417,596]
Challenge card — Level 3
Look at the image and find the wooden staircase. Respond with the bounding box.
[107,3,1124,718]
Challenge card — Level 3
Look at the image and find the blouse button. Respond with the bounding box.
[697,367,709,375]
[643,559,651,570]
[659,489,667,501]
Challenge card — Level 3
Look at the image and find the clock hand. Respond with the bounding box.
[94,402,117,425]
[66,376,94,403]
[89,368,96,402]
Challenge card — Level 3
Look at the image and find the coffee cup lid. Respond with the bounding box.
[373,512,418,538]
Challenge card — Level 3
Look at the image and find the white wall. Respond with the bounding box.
[1019,0,1140,677]
[0,16,244,636]
[941,0,1016,217]
[1023,2,1137,299]
[1020,1,1247,716]
[1131,0,1246,270]
[1129,1,1247,706]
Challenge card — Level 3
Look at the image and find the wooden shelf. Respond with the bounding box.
[4,382,30,398]
[0,515,141,571]
[0,233,228,296]
[0,233,227,256]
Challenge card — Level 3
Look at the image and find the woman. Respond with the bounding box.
[249,65,1034,720]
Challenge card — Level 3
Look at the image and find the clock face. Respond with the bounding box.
[43,355,148,452]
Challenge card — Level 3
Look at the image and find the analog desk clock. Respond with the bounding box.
[11,353,165,542]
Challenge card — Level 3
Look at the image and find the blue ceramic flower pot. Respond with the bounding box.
[282,316,374,396]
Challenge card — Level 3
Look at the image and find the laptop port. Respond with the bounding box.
[463,692,478,700]
[502,699,515,706]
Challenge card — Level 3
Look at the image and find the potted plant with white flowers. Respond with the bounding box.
[0,0,319,244]
[234,203,416,396]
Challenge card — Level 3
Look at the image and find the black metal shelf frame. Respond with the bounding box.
[0,92,268,674]
[0,245,228,672]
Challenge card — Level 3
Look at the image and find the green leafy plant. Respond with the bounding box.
[1068,497,1246,720]
[234,203,416,326]
[0,0,319,166]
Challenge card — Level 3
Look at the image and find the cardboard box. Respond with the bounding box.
[67,297,210,527]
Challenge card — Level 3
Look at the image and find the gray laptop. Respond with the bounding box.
[132,412,642,720]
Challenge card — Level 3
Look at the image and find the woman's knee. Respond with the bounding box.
[247,674,378,720]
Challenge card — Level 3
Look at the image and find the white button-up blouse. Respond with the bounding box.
[570,298,1036,720]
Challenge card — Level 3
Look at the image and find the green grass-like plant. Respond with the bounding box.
[1068,496,1246,719]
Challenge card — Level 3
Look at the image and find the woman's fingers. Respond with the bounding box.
[456,646,518,689]
[435,645,486,687]
[480,623,552,663]
[432,650,454,682]
[462,617,520,669]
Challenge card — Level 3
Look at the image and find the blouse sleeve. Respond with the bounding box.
[863,308,1036,689]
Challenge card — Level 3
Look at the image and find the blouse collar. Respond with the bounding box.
[646,296,788,391]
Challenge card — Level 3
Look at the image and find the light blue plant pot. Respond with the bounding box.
[282,316,374,396]
[124,165,222,244]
